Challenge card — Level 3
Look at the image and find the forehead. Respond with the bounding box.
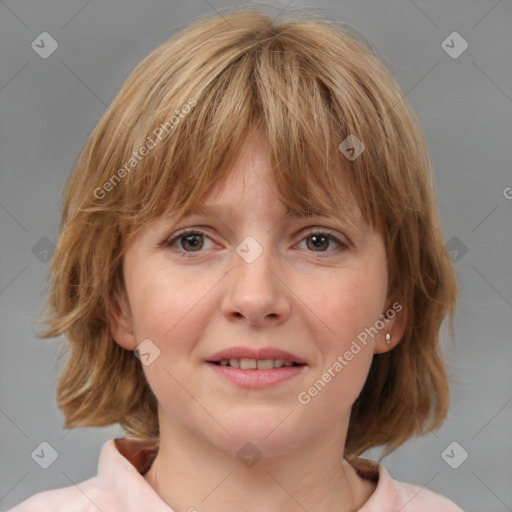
[152,170,367,241]
[175,133,362,222]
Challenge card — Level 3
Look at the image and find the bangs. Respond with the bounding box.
[93,14,402,242]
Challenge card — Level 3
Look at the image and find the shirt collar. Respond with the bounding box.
[106,437,398,511]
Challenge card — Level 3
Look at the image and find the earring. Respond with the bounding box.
[385,333,391,344]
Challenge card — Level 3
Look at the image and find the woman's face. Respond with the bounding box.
[112,132,405,457]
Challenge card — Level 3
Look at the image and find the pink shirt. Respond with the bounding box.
[9,437,463,511]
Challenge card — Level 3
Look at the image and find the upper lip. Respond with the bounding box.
[206,346,307,365]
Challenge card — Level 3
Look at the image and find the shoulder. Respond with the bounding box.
[6,477,100,512]
[393,479,464,511]
[6,439,116,512]
[7,438,167,512]
[349,457,464,512]
[6,439,142,512]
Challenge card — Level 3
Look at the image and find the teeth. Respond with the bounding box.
[216,358,298,369]
[257,359,274,370]
[240,358,257,369]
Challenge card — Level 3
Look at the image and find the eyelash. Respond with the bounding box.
[163,228,348,258]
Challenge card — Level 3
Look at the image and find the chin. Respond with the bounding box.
[203,412,306,458]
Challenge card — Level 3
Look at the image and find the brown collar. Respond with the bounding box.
[345,455,380,482]
[114,437,159,475]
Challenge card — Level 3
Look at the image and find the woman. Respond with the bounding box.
[10,9,462,511]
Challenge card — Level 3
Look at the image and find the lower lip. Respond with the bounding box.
[206,362,307,388]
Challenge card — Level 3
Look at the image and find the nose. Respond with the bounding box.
[221,238,291,327]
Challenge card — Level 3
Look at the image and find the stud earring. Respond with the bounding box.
[385,333,391,344]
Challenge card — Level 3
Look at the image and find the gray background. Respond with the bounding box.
[1,1,511,511]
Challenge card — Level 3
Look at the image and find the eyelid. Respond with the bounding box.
[162,227,218,251]
[298,226,351,249]
[162,225,350,256]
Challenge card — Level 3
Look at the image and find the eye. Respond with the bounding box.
[164,229,215,256]
[296,230,348,254]
[163,228,348,258]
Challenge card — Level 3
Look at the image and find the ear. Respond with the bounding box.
[109,290,138,351]
[373,300,408,354]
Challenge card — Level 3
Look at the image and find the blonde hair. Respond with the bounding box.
[40,9,458,456]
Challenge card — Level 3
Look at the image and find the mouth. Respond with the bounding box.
[205,347,308,388]
[208,358,305,369]
[206,346,308,368]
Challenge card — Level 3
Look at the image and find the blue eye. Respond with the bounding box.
[164,228,347,257]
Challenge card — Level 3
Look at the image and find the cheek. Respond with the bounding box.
[293,263,387,416]
[126,260,208,339]
[124,261,214,414]
[125,259,220,400]
[303,267,387,354]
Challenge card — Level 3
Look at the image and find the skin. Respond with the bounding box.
[111,131,407,512]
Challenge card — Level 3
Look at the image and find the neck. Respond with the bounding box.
[143,415,376,512]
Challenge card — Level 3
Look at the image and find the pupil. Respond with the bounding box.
[310,234,327,251]
[184,234,203,251]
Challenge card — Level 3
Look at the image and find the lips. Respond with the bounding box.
[206,346,308,366]
[205,346,308,388]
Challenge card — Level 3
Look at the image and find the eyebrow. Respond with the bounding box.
[181,204,327,219]
[172,203,363,234]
